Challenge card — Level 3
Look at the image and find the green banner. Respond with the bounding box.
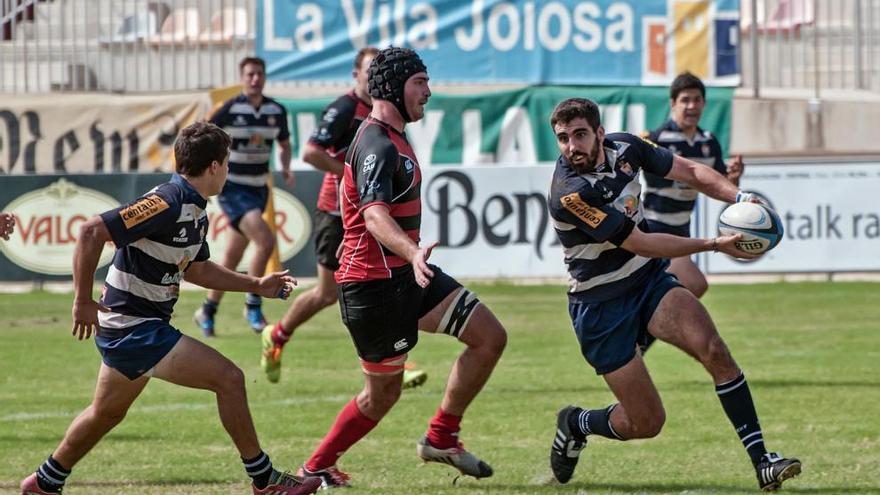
[282,86,733,166]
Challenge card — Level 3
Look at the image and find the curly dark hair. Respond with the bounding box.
[174,122,230,176]
[550,98,601,131]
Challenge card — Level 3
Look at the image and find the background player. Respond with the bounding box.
[643,72,744,298]
[546,98,801,492]
[20,122,318,495]
[295,47,507,488]
[195,56,294,336]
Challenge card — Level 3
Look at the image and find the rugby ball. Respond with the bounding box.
[717,202,784,255]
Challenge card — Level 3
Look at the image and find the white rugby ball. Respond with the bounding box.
[717,202,784,255]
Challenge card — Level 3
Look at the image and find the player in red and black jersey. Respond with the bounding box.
[296,47,508,489]
[260,47,427,387]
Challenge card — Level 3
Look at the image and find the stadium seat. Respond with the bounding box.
[199,7,249,44]
[98,2,169,45]
[147,7,200,45]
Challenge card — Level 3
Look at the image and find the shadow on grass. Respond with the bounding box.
[0,479,242,490]
[475,480,879,494]
[662,378,879,390]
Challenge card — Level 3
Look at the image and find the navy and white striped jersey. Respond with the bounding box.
[548,133,673,302]
[210,94,289,187]
[98,174,210,330]
[642,119,726,229]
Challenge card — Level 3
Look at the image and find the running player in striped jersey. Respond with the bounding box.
[642,72,743,299]
[19,123,319,495]
[195,56,294,336]
[546,98,801,492]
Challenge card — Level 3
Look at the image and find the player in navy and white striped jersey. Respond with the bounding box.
[19,122,319,495]
[195,56,293,336]
[642,72,743,299]
[546,98,800,492]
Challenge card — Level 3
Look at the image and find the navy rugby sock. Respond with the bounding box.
[36,456,70,493]
[242,451,273,489]
[716,372,768,466]
[569,404,623,441]
[202,299,219,316]
[245,293,262,309]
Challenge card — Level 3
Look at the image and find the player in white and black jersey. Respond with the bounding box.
[19,122,319,495]
[195,56,294,336]
[643,72,743,298]
[546,98,800,492]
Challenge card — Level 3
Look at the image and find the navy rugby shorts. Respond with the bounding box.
[217,182,269,232]
[95,320,182,380]
[568,266,681,375]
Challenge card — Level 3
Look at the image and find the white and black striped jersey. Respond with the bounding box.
[98,174,210,330]
[642,119,726,228]
[548,133,673,302]
[210,94,289,187]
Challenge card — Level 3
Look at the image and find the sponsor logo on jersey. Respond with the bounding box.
[615,194,640,217]
[561,192,607,228]
[161,272,184,284]
[363,153,377,173]
[120,194,169,229]
[173,227,188,243]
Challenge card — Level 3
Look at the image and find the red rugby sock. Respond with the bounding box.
[426,408,462,449]
[305,398,378,471]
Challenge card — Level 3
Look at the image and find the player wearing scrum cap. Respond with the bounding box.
[296,46,508,488]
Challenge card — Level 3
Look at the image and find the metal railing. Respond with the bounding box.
[741,0,880,95]
[1,0,254,92]
[2,0,880,94]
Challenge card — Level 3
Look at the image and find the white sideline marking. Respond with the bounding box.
[1,394,352,422]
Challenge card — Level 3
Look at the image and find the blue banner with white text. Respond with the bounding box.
[257,0,740,85]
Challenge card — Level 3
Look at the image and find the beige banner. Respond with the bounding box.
[0,93,210,174]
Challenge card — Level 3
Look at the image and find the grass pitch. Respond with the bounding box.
[1,281,878,494]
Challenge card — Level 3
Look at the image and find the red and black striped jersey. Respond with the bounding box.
[307,91,371,214]
[336,116,421,283]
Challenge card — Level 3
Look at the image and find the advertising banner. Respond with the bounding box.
[699,162,880,274]
[258,0,740,85]
[283,85,734,167]
[2,161,878,281]
[0,173,319,281]
[0,94,209,175]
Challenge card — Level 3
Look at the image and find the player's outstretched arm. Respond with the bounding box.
[362,205,435,287]
[621,226,759,260]
[185,261,296,299]
[667,154,740,203]
[71,216,112,340]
